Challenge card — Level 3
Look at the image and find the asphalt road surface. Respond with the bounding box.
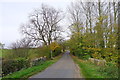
[30,51,82,78]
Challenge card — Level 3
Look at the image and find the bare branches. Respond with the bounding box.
[10,38,33,49]
[21,4,63,46]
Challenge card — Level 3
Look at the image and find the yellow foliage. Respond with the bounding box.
[50,42,60,51]
[84,47,101,51]
[92,52,102,59]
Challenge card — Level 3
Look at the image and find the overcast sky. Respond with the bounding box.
[0,0,75,48]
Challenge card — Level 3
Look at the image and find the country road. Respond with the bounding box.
[29,51,82,78]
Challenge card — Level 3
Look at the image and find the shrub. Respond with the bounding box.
[98,62,118,78]
[2,60,15,76]
[2,58,30,76]
[83,47,118,65]
[83,54,91,60]
[15,58,30,70]
[53,47,61,57]
[31,57,46,66]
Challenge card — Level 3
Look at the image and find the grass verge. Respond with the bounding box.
[72,55,118,79]
[2,54,62,79]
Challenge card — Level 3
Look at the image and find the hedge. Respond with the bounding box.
[2,58,30,76]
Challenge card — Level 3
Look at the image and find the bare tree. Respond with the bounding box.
[21,4,63,46]
[81,2,95,33]
[10,38,33,49]
[11,41,20,49]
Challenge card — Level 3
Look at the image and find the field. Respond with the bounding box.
[1,48,50,60]
[1,49,12,58]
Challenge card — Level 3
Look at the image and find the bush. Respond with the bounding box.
[15,58,30,70]
[83,54,91,60]
[83,47,118,64]
[2,58,30,76]
[98,62,118,78]
[72,48,91,60]
[31,57,46,66]
[70,48,83,57]
[53,47,61,57]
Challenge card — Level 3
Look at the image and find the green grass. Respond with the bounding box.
[2,54,61,79]
[72,55,118,79]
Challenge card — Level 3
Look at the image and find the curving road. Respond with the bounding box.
[29,51,82,78]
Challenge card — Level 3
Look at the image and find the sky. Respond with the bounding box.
[0,0,75,48]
